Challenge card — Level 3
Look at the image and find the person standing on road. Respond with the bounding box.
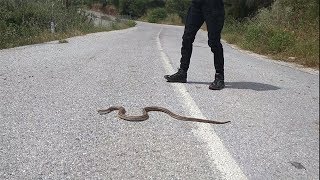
[164,0,225,90]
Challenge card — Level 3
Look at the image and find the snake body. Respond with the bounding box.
[98,106,230,124]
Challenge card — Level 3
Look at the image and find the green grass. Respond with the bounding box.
[222,0,319,69]
[159,13,184,25]
[147,0,319,69]
[0,20,136,49]
[0,1,136,50]
[223,21,319,68]
[140,13,184,26]
[146,8,167,23]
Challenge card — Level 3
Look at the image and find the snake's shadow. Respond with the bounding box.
[187,81,281,91]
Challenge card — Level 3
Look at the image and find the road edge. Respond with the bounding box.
[156,26,248,180]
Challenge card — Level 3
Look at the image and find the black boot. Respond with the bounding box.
[164,69,187,83]
[209,73,225,90]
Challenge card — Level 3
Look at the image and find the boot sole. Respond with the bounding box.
[167,80,187,83]
[209,85,225,90]
[164,75,187,83]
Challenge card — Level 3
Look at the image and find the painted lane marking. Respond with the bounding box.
[156,27,247,180]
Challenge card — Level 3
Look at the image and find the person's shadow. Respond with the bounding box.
[187,81,281,91]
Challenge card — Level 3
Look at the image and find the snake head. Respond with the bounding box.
[98,106,120,115]
[97,109,112,115]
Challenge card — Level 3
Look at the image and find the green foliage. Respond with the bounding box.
[118,0,147,17]
[267,29,294,52]
[111,0,120,8]
[117,0,164,18]
[118,0,131,15]
[147,0,165,9]
[0,0,135,49]
[242,22,294,53]
[223,0,319,67]
[244,23,264,44]
[111,0,274,20]
[129,0,150,17]
[163,13,183,25]
[224,0,273,19]
[0,1,48,47]
[147,8,167,23]
[165,0,191,23]
[125,20,137,27]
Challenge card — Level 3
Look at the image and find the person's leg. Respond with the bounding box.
[165,4,204,83]
[203,2,225,89]
[180,5,205,72]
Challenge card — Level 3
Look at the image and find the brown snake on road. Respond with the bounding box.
[97,106,230,124]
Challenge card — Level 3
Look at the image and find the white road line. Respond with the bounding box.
[156,27,248,180]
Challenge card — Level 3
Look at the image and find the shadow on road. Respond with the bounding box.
[187,81,281,91]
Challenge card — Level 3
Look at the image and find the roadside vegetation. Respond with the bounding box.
[100,0,319,68]
[223,0,319,68]
[1,0,318,68]
[0,0,136,49]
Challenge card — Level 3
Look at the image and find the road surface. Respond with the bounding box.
[0,22,319,179]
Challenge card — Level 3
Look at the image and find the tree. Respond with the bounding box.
[117,0,164,17]
[165,0,191,23]
[224,0,274,19]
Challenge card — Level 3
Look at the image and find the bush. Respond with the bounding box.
[165,0,191,23]
[129,0,149,17]
[243,22,294,53]
[223,0,319,67]
[163,13,183,25]
[244,23,264,44]
[0,0,93,49]
[118,0,148,17]
[117,0,164,18]
[224,0,273,19]
[111,0,120,8]
[147,8,167,23]
[268,29,294,52]
[147,0,165,9]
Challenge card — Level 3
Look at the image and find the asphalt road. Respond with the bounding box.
[0,22,319,179]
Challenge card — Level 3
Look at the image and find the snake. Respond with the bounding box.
[97,106,230,124]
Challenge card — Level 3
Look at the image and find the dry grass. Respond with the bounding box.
[221,0,319,69]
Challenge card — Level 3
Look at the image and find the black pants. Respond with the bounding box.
[180,0,225,74]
